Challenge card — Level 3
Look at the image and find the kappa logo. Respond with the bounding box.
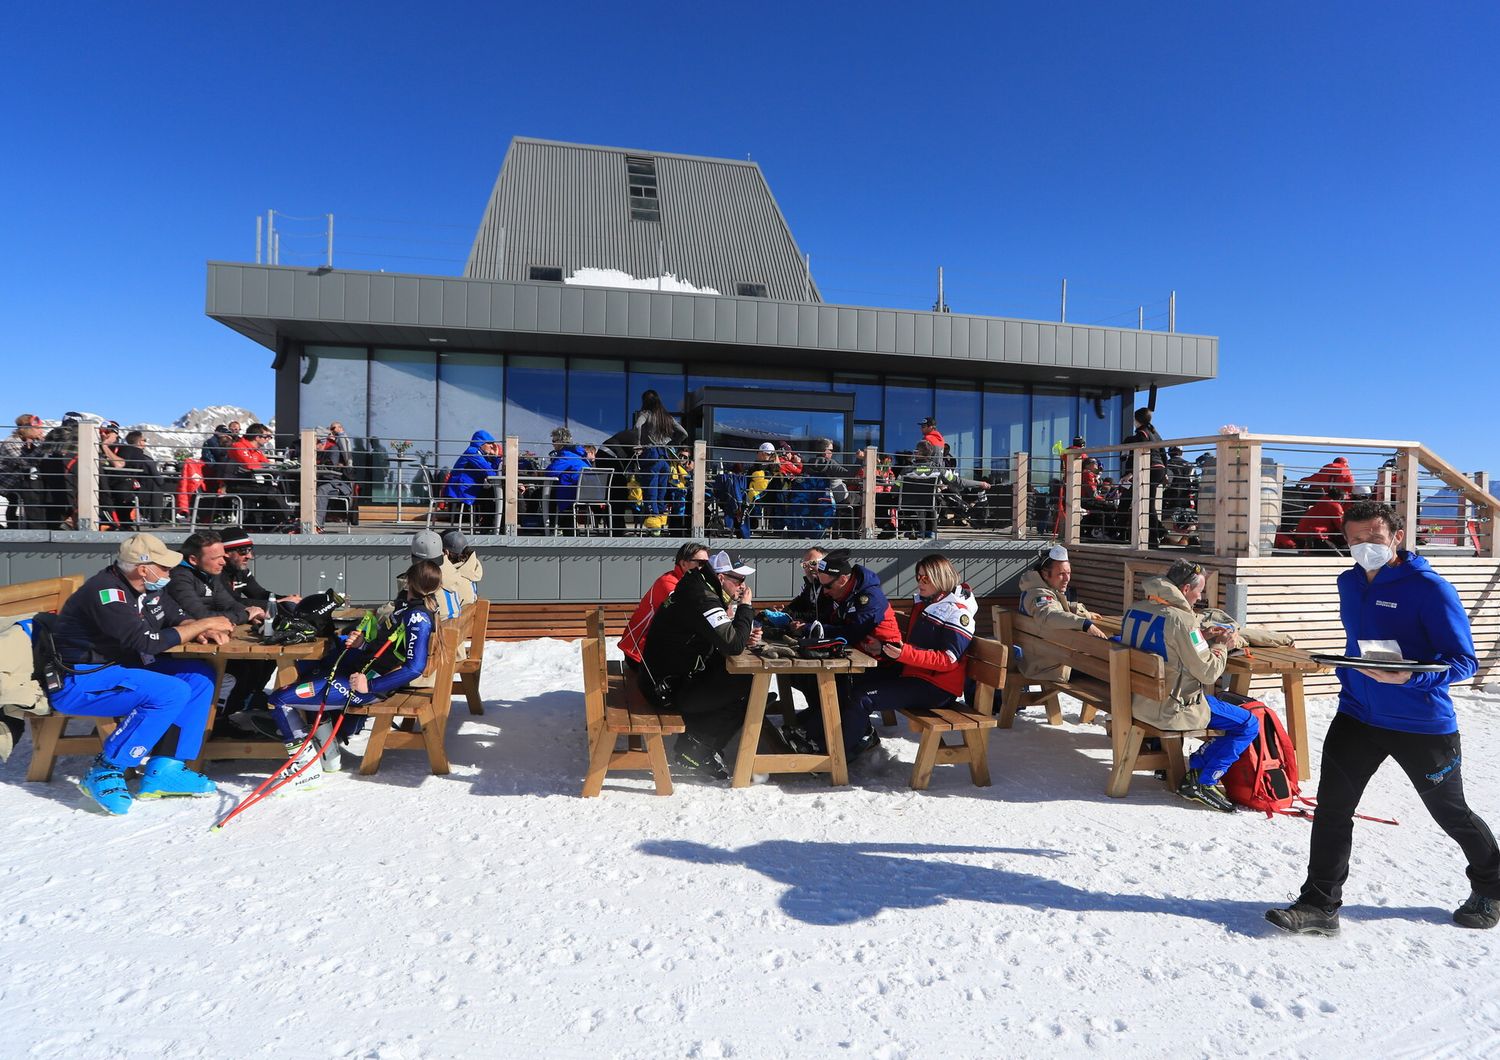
[129,745,147,759]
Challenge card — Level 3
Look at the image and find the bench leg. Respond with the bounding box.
[359,719,392,776]
[880,710,898,728]
[460,672,484,715]
[418,708,451,775]
[1079,703,1098,725]
[1163,736,1188,790]
[26,714,66,783]
[645,734,673,796]
[1106,724,1148,798]
[997,674,1023,729]
[963,729,991,787]
[581,728,616,797]
[909,729,944,790]
[1042,692,1063,726]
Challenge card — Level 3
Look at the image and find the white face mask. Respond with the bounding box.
[1351,542,1393,572]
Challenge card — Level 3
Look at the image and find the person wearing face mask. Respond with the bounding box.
[1268,501,1500,937]
[1120,559,1257,813]
[46,533,234,815]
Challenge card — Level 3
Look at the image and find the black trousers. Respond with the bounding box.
[638,662,752,752]
[1300,712,1500,911]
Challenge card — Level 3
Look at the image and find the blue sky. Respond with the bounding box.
[4,3,1497,472]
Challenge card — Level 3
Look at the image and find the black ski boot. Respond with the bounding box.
[1265,903,1341,936]
[671,735,729,782]
[1176,769,1237,813]
[1454,892,1500,930]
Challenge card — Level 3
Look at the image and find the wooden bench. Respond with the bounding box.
[899,635,1006,790]
[580,607,685,797]
[344,620,461,775]
[0,575,116,783]
[995,607,1206,797]
[453,598,490,715]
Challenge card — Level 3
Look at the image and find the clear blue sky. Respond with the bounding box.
[5,3,1497,471]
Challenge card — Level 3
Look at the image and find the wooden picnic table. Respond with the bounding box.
[171,625,325,768]
[1092,615,1326,776]
[723,647,880,788]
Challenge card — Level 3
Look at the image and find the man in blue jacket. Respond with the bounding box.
[444,430,500,529]
[1268,502,1500,935]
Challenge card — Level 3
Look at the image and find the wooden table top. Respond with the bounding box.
[170,625,325,661]
[1092,615,1327,676]
[724,647,879,674]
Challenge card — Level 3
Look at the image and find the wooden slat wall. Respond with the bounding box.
[1062,546,1500,695]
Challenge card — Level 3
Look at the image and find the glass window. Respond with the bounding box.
[629,362,685,417]
[851,422,882,455]
[935,379,981,477]
[437,352,504,468]
[707,406,847,460]
[1030,386,1075,487]
[688,366,830,392]
[505,355,566,451]
[370,349,438,503]
[299,345,369,435]
[1078,388,1126,475]
[833,373,882,421]
[982,384,1027,479]
[567,358,627,445]
[883,377,932,456]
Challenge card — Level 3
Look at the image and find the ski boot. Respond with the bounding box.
[314,719,343,773]
[1175,768,1236,813]
[79,755,133,816]
[670,734,730,781]
[280,738,325,792]
[137,756,216,799]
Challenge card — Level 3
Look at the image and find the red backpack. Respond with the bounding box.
[1222,700,1300,816]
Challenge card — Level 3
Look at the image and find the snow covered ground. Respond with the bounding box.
[4,638,1499,1059]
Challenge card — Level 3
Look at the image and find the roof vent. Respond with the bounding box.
[627,156,661,222]
[735,283,769,298]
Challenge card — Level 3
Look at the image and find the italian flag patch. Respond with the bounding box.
[98,588,126,605]
[294,682,317,699]
[1189,629,1203,646]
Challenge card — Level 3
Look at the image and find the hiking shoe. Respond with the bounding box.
[1176,769,1237,813]
[1454,892,1500,930]
[1265,902,1341,936]
[137,757,216,799]
[79,756,133,816]
[671,735,730,781]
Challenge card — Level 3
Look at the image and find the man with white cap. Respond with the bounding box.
[639,550,763,779]
[46,533,234,814]
[1015,545,1107,682]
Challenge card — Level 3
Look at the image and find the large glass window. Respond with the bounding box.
[1030,387,1075,486]
[505,355,566,450]
[883,377,933,456]
[832,373,882,421]
[437,352,504,467]
[935,379,981,476]
[689,366,830,392]
[707,406,847,458]
[299,346,369,435]
[982,384,1027,478]
[370,349,438,503]
[568,358,627,444]
[1078,388,1126,475]
[629,361,685,417]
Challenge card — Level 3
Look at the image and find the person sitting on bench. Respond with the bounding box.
[1015,545,1107,684]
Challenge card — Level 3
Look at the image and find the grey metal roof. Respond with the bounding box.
[464,137,819,302]
[206,263,1217,388]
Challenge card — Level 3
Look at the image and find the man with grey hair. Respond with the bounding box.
[1120,558,1258,813]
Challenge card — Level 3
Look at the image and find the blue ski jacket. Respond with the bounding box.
[1337,550,1476,734]
[445,430,499,502]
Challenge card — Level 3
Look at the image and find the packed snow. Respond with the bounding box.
[564,267,721,295]
[3,637,1499,1058]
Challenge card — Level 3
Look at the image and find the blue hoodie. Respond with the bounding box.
[546,445,590,507]
[445,430,499,502]
[1337,550,1476,734]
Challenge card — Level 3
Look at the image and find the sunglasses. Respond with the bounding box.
[227,546,254,555]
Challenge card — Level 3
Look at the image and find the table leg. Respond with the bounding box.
[731,672,773,788]
[1228,670,1252,697]
[1283,674,1310,778]
[190,656,230,772]
[816,670,848,786]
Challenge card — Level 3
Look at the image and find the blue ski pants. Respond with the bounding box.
[50,658,217,767]
[1191,695,1260,785]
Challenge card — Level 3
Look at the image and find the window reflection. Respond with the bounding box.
[506,355,566,447]
[708,407,847,458]
[883,377,932,455]
[568,358,626,444]
[300,346,369,435]
[371,349,438,503]
[438,352,503,466]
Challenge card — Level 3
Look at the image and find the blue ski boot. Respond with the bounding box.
[137,756,217,799]
[79,755,133,816]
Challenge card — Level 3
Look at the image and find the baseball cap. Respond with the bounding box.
[221,525,254,550]
[919,417,936,428]
[757,442,777,454]
[708,550,755,578]
[441,529,468,554]
[410,529,444,560]
[117,532,181,568]
[816,549,854,578]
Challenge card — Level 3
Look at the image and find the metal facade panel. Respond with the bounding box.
[1117,330,1135,368]
[627,291,652,337]
[514,284,539,330]
[489,283,515,330]
[559,286,586,333]
[735,299,757,342]
[442,281,468,327]
[797,304,819,347]
[369,275,395,323]
[393,277,420,324]
[241,267,270,317]
[876,312,896,352]
[1088,328,1105,368]
[480,553,520,602]
[268,269,296,317]
[986,320,1004,358]
[1038,324,1055,364]
[291,271,321,320]
[932,314,952,358]
[777,302,798,345]
[695,296,717,340]
[558,557,601,600]
[418,278,443,325]
[1020,322,1039,363]
[650,294,673,338]
[606,290,629,333]
[315,273,344,321]
[837,309,859,351]
[913,313,933,356]
[896,313,916,354]
[582,287,607,334]
[1167,336,1183,375]
[818,307,839,347]
[857,309,877,352]
[757,302,778,345]
[213,266,241,315]
[671,295,694,339]
[599,555,643,601]
[1151,333,1168,372]
[518,554,561,599]
[537,285,562,331]
[465,280,491,329]
[952,316,971,359]
[1055,326,1072,364]
[1104,328,1120,368]
[716,297,738,339]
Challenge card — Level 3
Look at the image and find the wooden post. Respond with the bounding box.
[1396,446,1420,546]
[503,435,520,536]
[1376,464,1395,505]
[1010,452,1029,539]
[1476,471,1498,558]
[691,439,708,538]
[76,421,99,531]
[861,447,877,539]
[299,428,317,533]
[1214,439,1232,557]
[1063,450,1082,546]
[1242,440,1263,558]
[1130,445,1149,549]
